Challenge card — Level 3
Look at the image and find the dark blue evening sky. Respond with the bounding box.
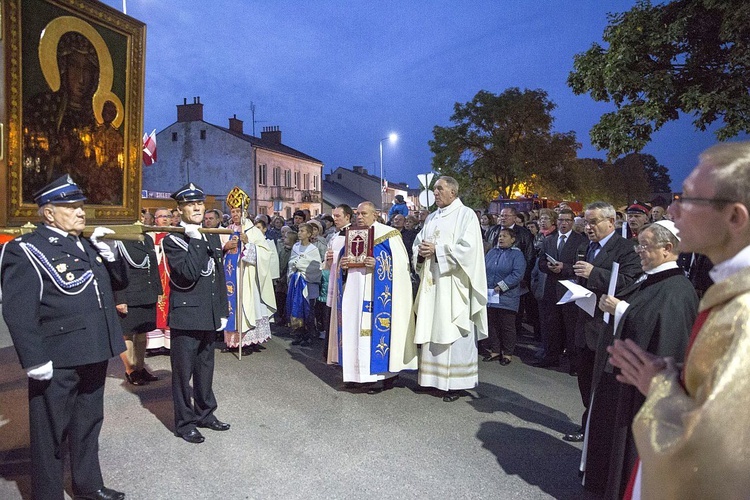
[102,0,746,194]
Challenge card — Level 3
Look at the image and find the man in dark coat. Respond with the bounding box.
[582,221,698,496]
[535,208,588,370]
[163,183,230,444]
[114,236,163,385]
[565,202,641,443]
[0,175,127,500]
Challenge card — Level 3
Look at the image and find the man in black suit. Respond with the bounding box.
[114,236,163,386]
[564,201,641,443]
[0,175,127,500]
[163,183,230,444]
[535,208,588,370]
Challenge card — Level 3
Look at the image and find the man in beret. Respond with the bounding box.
[162,183,230,444]
[0,174,127,500]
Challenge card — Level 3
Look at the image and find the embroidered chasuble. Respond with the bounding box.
[337,222,417,383]
[630,265,750,499]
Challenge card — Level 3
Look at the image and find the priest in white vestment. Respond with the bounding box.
[334,202,417,392]
[413,176,488,402]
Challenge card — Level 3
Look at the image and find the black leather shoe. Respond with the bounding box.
[482,353,502,362]
[74,486,125,499]
[499,356,512,366]
[178,429,205,443]
[198,420,230,431]
[291,336,305,345]
[562,432,584,442]
[125,371,146,386]
[442,391,460,402]
[137,368,158,382]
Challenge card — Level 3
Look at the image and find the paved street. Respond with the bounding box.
[0,306,598,499]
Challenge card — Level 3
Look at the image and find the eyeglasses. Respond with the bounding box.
[634,243,663,253]
[584,218,607,226]
[557,218,574,223]
[155,215,170,219]
[674,196,735,206]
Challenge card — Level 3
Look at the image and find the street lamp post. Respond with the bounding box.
[379,133,398,212]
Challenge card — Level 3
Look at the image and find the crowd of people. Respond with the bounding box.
[2,141,750,498]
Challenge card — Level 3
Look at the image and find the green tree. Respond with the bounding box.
[609,154,653,205]
[630,153,672,193]
[568,0,750,159]
[429,88,579,208]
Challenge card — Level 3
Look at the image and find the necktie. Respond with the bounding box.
[557,234,566,253]
[586,242,600,263]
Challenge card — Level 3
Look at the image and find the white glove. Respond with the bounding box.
[90,227,116,262]
[184,224,202,239]
[217,317,228,331]
[27,361,53,381]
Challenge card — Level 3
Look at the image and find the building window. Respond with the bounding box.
[258,206,267,215]
[285,207,292,219]
[258,163,267,186]
[200,130,206,140]
[294,171,300,189]
[273,167,281,186]
[337,173,342,180]
[303,173,310,190]
[313,175,319,190]
[284,170,291,187]
[172,132,178,141]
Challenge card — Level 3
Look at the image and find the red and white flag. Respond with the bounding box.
[142,129,157,166]
[382,180,388,192]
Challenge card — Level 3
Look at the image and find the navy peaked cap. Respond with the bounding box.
[171,182,206,202]
[33,174,87,206]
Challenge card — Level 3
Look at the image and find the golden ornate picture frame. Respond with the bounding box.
[2,0,145,225]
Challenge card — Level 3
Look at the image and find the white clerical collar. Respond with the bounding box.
[645,260,679,275]
[709,244,750,284]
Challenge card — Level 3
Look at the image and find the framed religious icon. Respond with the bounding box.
[1,0,146,226]
[344,224,374,267]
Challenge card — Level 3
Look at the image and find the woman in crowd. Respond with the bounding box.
[286,223,322,346]
[482,227,527,365]
[480,213,495,241]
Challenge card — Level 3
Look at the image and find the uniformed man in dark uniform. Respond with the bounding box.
[163,183,230,444]
[0,175,127,500]
[114,235,163,385]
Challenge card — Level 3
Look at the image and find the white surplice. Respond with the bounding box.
[413,198,488,390]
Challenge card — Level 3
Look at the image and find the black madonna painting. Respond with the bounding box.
[4,0,145,223]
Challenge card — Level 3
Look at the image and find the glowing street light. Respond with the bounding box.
[379,133,398,211]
